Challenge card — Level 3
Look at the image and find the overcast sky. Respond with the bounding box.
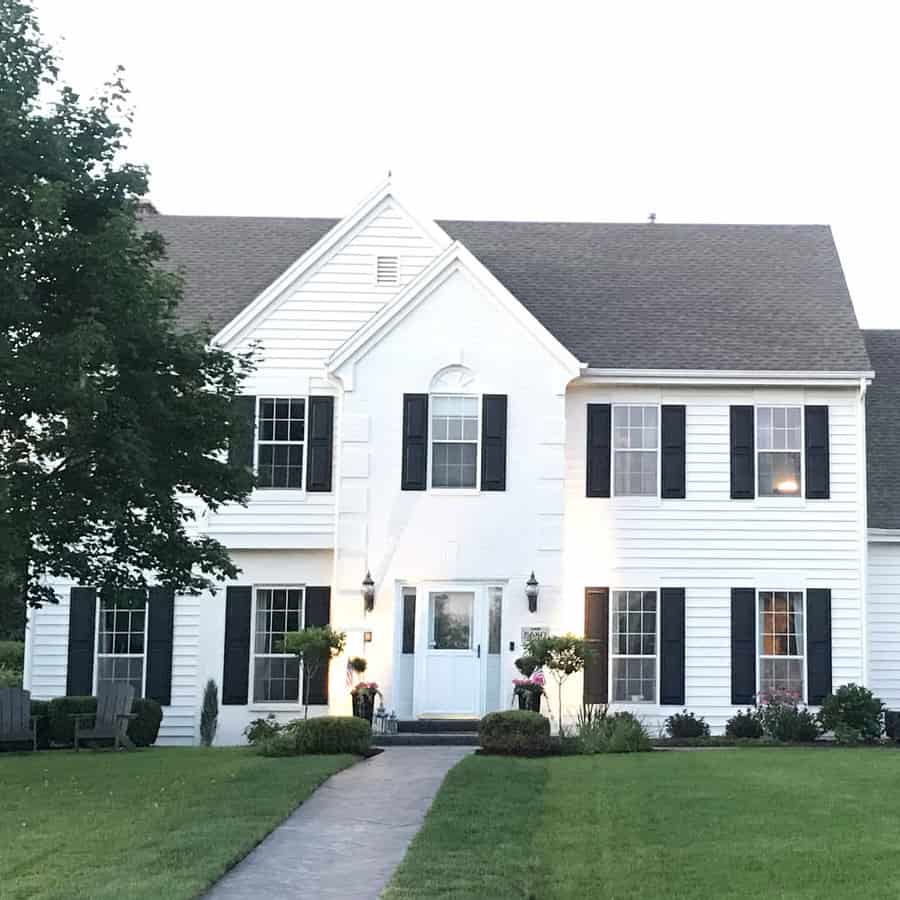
[33,0,900,327]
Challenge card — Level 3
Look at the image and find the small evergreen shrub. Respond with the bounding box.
[258,716,371,756]
[818,684,884,744]
[129,699,162,747]
[200,679,219,747]
[479,710,553,756]
[244,715,283,745]
[46,695,162,747]
[665,710,710,739]
[726,708,764,739]
[757,690,821,742]
[0,641,24,670]
[604,712,652,753]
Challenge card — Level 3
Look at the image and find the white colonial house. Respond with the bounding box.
[23,181,900,744]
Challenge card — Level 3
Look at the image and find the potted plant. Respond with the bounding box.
[350,682,381,724]
[512,656,544,712]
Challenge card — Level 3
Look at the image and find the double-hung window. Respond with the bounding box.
[430,395,479,489]
[611,590,657,702]
[253,587,303,703]
[256,398,305,489]
[757,406,802,497]
[759,590,805,698]
[613,405,658,496]
[96,591,147,697]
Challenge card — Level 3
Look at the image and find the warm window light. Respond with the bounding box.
[775,479,799,494]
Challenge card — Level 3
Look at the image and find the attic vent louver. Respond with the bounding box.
[376,255,399,285]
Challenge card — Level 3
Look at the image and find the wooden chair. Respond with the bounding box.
[72,682,137,751]
[0,687,39,751]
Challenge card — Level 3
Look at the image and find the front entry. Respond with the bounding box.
[413,584,497,717]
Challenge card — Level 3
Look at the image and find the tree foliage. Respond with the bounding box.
[283,627,346,719]
[0,1,255,608]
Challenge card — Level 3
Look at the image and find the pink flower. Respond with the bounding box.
[530,671,545,686]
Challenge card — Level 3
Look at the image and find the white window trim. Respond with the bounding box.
[93,592,148,699]
[253,396,308,493]
[248,584,305,710]
[756,588,807,704]
[608,587,660,705]
[611,403,662,500]
[427,392,482,494]
[754,404,805,500]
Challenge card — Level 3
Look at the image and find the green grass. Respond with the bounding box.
[0,747,353,900]
[384,749,900,899]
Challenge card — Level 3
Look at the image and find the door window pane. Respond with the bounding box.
[429,592,474,650]
[488,587,502,655]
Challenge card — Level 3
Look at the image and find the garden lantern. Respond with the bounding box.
[525,571,539,613]
[362,570,375,613]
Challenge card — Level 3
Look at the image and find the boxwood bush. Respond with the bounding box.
[665,709,710,739]
[259,716,371,756]
[478,710,552,756]
[46,696,162,747]
[725,708,764,739]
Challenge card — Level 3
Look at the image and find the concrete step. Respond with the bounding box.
[373,732,479,747]
[396,718,481,734]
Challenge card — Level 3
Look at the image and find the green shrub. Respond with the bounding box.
[200,679,218,747]
[257,716,371,756]
[726,708,764,739]
[514,656,540,677]
[0,666,21,688]
[818,684,884,744]
[665,709,710,739]
[244,715,283,746]
[479,710,553,756]
[575,707,651,754]
[757,690,821,742]
[0,641,24,671]
[46,695,162,747]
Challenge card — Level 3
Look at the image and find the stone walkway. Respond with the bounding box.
[205,746,472,900]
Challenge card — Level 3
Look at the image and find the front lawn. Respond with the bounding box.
[1,748,353,900]
[384,749,900,899]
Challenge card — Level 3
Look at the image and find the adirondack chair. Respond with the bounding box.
[0,687,39,751]
[72,682,137,751]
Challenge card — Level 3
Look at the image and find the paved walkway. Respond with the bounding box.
[206,746,472,900]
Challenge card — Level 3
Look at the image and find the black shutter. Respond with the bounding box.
[304,586,331,705]
[222,586,252,705]
[731,588,756,705]
[306,396,335,492]
[228,395,256,471]
[660,587,686,705]
[807,588,832,704]
[402,590,416,655]
[583,587,609,704]
[661,405,686,499]
[401,394,428,491]
[146,587,175,705]
[805,406,830,500]
[586,404,611,498]
[66,587,96,696]
[481,394,508,491]
[730,406,755,499]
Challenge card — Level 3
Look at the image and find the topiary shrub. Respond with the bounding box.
[257,716,371,756]
[726,708,764,739]
[46,695,162,747]
[478,710,553,756]
[818,684,884,744]
[665,710,710,739]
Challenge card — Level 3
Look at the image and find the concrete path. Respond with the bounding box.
[206,746,472,900]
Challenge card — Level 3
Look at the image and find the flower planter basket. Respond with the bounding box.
[352,693,375,724]
[516,691,542,713]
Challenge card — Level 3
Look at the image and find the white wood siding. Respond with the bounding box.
[867,541,900,709]
[562,384,865,733]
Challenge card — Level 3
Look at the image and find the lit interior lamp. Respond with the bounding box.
[361,570,375,614]
[775,479,799,494]
[525,571,539,614]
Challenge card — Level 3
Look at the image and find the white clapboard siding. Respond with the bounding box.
[867,542,900,710]
[563,385,864,732]
[207,200,444,548]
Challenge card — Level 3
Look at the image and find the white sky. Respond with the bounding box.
[33,0,900,327]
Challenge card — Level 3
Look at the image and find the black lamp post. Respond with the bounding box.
[525,571,539,613]
[362,570,375,613]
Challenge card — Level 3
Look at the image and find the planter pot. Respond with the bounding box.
[352,694,375,724]
[516,692,542,713]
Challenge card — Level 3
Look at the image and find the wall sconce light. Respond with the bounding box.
[363,631,373,644]
[525,571,539,613]
[362,570,375,613]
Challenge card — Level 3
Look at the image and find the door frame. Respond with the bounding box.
[412,581,491,718]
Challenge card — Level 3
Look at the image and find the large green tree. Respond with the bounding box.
[0,0,254,616]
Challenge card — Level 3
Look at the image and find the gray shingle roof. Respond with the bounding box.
[148,214,871,372]
[865,331,900,529]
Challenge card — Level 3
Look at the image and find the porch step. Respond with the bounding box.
[397,718,481,734]
[373,732,479,747]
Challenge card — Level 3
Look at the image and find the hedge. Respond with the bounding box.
[478,710,553,756]
[259,716,371,756]
[45,696,162,747]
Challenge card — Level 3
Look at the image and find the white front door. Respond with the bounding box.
[414,585,487,717]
